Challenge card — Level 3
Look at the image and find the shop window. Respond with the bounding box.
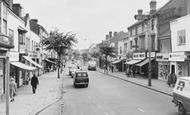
[177,29,186,45]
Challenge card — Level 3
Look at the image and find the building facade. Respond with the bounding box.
[170,14,190,77]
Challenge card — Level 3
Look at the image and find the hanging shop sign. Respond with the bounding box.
[9,52,19,61]
[147,52,156,58]
[156,53,169,61]
[133,52,146,60]
[168,52,190,62]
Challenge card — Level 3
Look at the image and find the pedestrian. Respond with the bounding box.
[9,78,17,102]
[111,65,114,73]
[171,73,177,87]
[126,67,130,77]
[132,67,136,78]
[31,73,39,94]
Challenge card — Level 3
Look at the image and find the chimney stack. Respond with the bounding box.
[138,9,143,15]
[13,4,22,17]
[31,19,38,24]
[106,35,109,40]
[150,0,157,14]
[109,31,112,38]
[114,32,117,37]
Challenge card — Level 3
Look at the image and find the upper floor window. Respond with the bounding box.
[130,41,133,49]
[119,46,122,54]
[177,29,186,45]
[2,20,7,34]
[8,29,14,45]
[19,33,25,45]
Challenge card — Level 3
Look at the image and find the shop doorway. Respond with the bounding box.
[171,65,175,74]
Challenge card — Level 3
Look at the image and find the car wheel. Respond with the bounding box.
[178,103,186,115]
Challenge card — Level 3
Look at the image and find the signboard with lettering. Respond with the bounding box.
[147,52,156,58]
[133,52,146,60]
[156,53,169,61]
[9,52,19,61]
[169,52,186,62]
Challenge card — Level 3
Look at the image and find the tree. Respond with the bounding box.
[99,43,115,70]
[90,51,100,59]
[41,30,77,78]
[81,52,89,62]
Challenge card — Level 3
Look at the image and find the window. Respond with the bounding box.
[177,29,186,45]
[120,46,122,54]
[140,37,145,49]
[18,33,25,45]
[2,20,7,34]
[8,29,14,45]
[130,41,133,49]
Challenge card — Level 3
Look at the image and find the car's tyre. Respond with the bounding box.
[178,103,186,115]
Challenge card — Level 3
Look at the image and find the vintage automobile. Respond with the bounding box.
[172,77,190,115]
[73,71,89,88]
[87,61,96,71]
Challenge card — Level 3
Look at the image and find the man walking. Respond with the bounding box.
[31,73,39,94]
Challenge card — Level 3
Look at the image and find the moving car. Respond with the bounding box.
[68,64,78,76]
[88,61,96,71]
[73,71,89,88]
[172,77,190,115]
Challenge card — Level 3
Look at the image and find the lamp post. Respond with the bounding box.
[148,14,153,87]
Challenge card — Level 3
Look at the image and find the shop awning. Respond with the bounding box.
[45,59,56,64]
[136,58,154,67]
[112,59,123,64]
[23,56,43,68]
[125,59,142,65]
[10,61,37,71]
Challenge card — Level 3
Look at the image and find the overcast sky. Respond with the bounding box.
[14,0,169,49]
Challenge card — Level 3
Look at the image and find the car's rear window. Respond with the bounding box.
[77,73,87,77]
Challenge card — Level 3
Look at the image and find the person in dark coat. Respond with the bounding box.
[31,73,39,94]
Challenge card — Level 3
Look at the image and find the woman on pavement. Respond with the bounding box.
[9,78,17,102]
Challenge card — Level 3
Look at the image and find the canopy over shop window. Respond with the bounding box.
[136,58,154,67]
[45,59,56,64]
[10,61,37,71]
[23,56,43,68]
[125,59,142,65]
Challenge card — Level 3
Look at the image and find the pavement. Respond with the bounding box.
[0,71,62,115]
[98,68,174,97]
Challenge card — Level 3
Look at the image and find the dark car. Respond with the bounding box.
[73,71,89,88]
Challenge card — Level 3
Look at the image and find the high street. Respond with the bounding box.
[40,69,178,115]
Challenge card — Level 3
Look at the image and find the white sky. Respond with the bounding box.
[14,0,169,49]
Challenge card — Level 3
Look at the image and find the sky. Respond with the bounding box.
[14,0,169,49]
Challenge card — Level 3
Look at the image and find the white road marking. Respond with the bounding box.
[137,108,145,113]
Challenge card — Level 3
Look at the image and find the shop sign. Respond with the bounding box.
[169,52,186,62]
[147,52,156,58]
[9,52,19,61]
[19,45,26,53]
[156,53,169,61]
[133,52,146,60]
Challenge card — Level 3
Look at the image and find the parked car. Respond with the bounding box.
[88,61,96,71]
[172,77,190,115]
[73,71,89,88]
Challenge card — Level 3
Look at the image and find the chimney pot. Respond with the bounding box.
[150,0,157,14]
[109,31,112,38]
[138,9,143,15]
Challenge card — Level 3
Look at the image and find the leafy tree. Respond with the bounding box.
[99,43,115,70]
[90,51,100,58]
[42,30,77,78]
[81,52,89,62]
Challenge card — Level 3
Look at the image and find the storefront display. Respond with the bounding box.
[158,62,170,81]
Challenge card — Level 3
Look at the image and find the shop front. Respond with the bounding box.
[126,52,146,74]
[169,52,190,77]
[0,34,14,101]
[156,53,170,81]
[9,52,37,87]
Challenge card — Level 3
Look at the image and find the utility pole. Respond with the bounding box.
[148,19,152,86]
[5,53,10,115]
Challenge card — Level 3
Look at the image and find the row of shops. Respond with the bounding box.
[112,51,190,81]
[0,50,56,95]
